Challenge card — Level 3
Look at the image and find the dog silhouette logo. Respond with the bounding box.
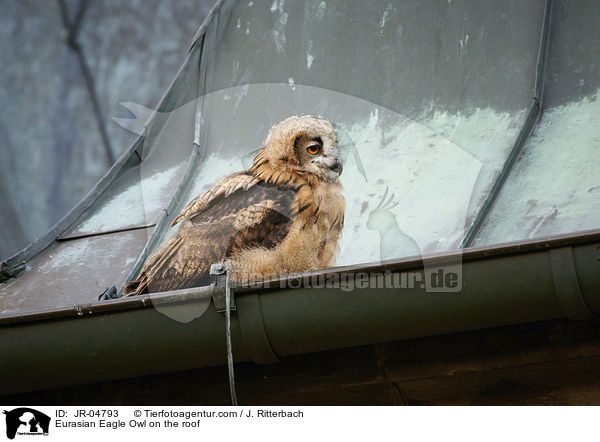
[3,408,50,439]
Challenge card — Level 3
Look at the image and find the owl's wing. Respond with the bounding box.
[170,171,261,227]
[124,173,298,295]
[123,221,237,294]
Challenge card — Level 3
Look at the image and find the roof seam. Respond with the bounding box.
[56,224,155,242]
[460,0,554,248]
[119,3,226,296]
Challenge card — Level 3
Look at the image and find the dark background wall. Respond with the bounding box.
[0,0,215,261]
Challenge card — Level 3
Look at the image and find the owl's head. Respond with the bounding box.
[258,115,343,182]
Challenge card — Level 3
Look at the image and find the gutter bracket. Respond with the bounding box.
[0,262,26,283]
[98,285,118,301]
[210,262,236,312]
[549,247,593,320]
[210,261,238,405]
[210,263,279,364]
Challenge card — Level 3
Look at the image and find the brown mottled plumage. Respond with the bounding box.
[123,116,345,295]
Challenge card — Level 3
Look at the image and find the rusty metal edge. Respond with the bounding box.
[0,286,213,327]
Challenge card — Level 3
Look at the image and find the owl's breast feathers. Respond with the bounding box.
[123,162,344,295]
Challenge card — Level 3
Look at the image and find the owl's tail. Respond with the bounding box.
[123,235,184,296]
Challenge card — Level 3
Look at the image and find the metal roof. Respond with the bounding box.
[3,0,599,311]
[0,0,599,399]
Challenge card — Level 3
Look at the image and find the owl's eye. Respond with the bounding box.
[306,142,321,155]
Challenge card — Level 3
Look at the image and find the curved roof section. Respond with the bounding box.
[475,1,600,244]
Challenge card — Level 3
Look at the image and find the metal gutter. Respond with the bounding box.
[3,228,598,326]
[0,228,598,395]
[460,0,554,248]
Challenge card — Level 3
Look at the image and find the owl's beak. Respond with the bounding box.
[329,159,343,176]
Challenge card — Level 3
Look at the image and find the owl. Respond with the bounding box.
[124,115,346,295]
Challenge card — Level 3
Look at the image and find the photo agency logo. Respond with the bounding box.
[3,408,50,439]
[366,187,463,293]
[111,84,479,322]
